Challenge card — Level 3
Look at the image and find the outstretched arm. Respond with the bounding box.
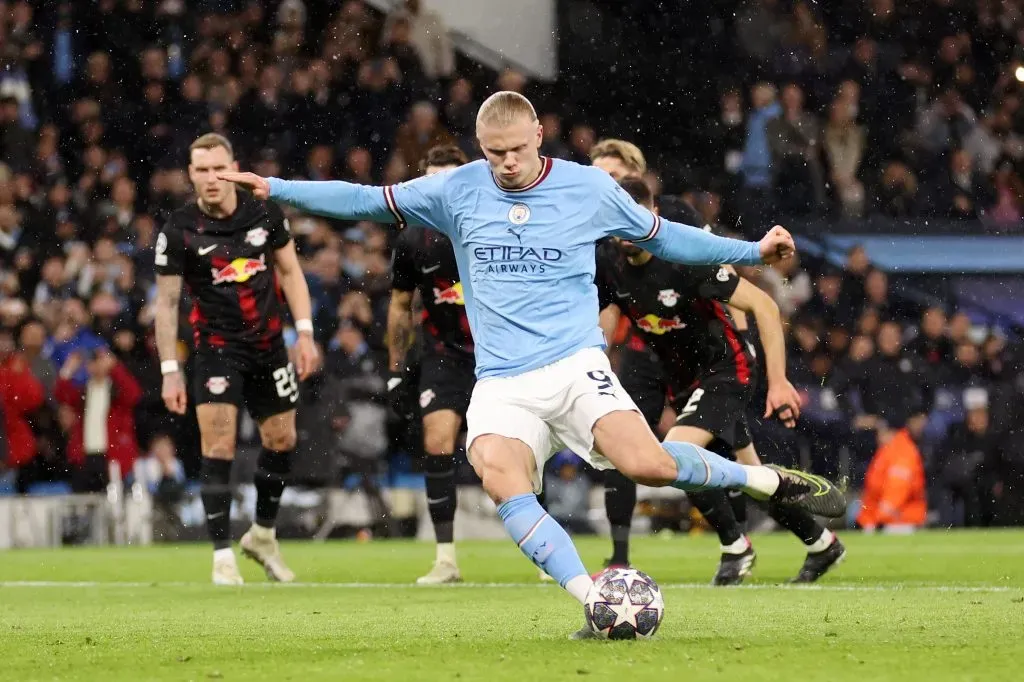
[599,179,795,266]
[217,172,452,234]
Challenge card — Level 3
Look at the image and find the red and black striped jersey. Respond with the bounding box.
[391,226,474,359]
[596,241,753,390]
[155,191,292,352]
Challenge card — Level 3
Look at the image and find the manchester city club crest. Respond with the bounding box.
[508,203,531,225]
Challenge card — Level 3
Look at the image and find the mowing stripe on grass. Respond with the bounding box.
[0,580,1018,592]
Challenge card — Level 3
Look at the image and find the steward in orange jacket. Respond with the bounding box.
[857,428,927,529]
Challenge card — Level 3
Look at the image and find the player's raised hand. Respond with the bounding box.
[216,171,271,200]
[294,334,320,381]
[765,378,802,428]
[758,225,796,265]
[162,371,188,415]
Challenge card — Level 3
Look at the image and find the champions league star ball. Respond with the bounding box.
[584,568,665,640]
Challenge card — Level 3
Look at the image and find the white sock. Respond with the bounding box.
[741,465,780,497]
[806,529,835,553]
[721,535,750,555]
[565,574,594,605]
[213,547,235,563]
[436,542,457,565]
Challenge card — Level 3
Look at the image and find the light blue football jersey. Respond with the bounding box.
[268,158,762,379]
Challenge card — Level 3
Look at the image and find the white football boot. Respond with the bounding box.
[416,560,462,585]
[240,525,296,582]
[212,551,244,586]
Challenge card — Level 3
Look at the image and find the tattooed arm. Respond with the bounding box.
[387,289,415,381]
[155,274,187,414]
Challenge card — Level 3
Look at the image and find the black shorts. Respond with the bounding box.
[192,346,298,421]
[418,352,475,417]
[618,348,666,430]
[670,373,753,451]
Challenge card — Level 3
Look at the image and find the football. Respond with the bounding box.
[584,567,665,640]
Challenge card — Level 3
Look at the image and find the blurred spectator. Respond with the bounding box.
[384,0,454,80]
[544,452,594,535]
[823,93,867,216]
[759,254,812,319]
[739,82,781,234]
[875,160,919,217]
[539,113,571,160]
[830,321,934,436]
[938,387,999,526]
[768,83,824,214]
[389,101,455,182]
[568,123,596,165]
[856,423,927,531]
[931,148,994,219]
[908,306,954,372]
[55,349,142,491]
[0,328,46,493]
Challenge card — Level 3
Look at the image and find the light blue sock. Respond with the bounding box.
[663,441,748,491]
[497,494,588,588]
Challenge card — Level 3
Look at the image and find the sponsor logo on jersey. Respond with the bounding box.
[657,289,679,307]
[635,314,687,335]
[433,281,465,305]
[473,244,563,275]
[245,227,269,247]
[210,254,267,285]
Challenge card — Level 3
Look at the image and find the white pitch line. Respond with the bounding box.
[0,581,1019,593]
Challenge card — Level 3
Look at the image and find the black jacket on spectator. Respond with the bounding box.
[830,351,935,428]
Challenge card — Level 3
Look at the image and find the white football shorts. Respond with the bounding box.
[465,346,640,492]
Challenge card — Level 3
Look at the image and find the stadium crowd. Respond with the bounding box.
[0,0,1022,527]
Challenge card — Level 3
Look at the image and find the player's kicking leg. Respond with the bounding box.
[239,407,298,583]
[416,408,463,584]
[196,402,244,585]
[734,444,846,583]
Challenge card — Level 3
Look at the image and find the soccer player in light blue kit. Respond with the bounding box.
[220,92,845,637]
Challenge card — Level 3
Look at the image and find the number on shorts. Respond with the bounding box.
[273,364,299,403]
[587,369,616,397]
[680,388,705,418]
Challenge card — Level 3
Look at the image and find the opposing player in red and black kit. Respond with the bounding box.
[387,145,474,584]
[597,177,846,584]
[155,134,318,585]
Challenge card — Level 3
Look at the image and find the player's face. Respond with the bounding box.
[477,115,543,188]
[425,163,459,176]
[592,155,635,181]
[188,146,239,207]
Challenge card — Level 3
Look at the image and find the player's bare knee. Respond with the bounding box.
[617,448,676,487]
[262,429,296,452]
[205,443,235,461]
[423,429,456,456]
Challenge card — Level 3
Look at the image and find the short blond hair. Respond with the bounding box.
[476,91,538,128]
[590,138,647,175]
[190,133,234,159]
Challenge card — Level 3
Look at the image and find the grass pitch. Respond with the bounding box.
[1,530,1022,681]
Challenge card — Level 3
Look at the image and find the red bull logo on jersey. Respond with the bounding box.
[433,281,465,305]
[635,314,687,335]
[210,254,267,285]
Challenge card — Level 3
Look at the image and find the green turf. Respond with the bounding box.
[1,530,1022,681]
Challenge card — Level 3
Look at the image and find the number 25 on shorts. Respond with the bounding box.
[273,364,299,403]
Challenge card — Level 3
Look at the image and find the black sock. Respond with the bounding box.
[605,470,636,565]
[728,490,748,530]
[200,457,233,550]
[688,490,744,547]
[765,499,827,547]
[254,448,292,529]
[423,454,456,544]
